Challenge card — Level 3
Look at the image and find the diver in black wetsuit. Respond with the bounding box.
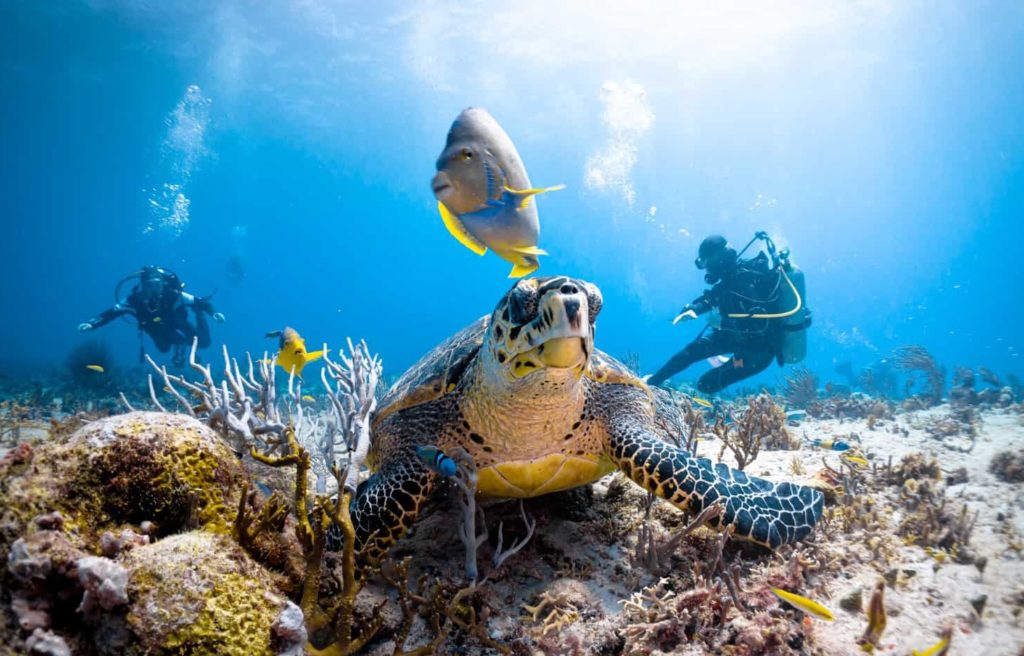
[78,266,225,366]
[648,234,808,394]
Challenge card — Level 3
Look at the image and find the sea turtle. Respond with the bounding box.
[350,276,823,565]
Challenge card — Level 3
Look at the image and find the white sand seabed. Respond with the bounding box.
[709,407,1024,656]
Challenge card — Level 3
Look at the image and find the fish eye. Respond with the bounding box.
[461,148,473,159]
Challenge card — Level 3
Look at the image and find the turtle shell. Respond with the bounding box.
[373,316,489,428]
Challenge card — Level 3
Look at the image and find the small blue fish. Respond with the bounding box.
[415,445,457,477]
[812,438,851,452]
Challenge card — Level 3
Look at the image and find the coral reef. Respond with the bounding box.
[895,345,945,407]
[122,531,292,655]
[781,366,818,409]
[0,411,302,654]
[990,450,1024,483]
[717,393,796,469]
[0,412,249,550]
[806,392,893,422]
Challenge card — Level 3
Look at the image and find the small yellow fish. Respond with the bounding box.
[301,395,315,403]
[86,364,105,373]
[692,396,713,409]
[770,588,834,621]
[842,454,869,468]
[912,628,952,656]
[265,327,326,378]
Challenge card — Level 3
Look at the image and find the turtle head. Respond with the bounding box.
[483,276,602,385]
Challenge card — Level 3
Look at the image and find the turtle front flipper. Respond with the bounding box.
[341,453,436,567]
[604,406,823,549]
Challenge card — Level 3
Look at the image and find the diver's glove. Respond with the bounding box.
[212,312,226,323]
[671,308,699,325]
[78,322,94,332]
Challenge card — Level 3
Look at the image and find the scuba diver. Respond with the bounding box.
[647,232,811,394]
[78,266,225,367]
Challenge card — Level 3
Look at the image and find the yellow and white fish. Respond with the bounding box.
[912,628,952,656]
[85,364,105,373]
[431,107,564,278]
[266,327,325,378]
[771,587,835,621]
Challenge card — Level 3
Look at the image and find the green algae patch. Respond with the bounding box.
[123,531,286,656]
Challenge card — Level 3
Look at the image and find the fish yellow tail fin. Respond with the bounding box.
[509,262,539,278]
[438,201,488,256]
[511,245,548,256]
[504,184,566,209]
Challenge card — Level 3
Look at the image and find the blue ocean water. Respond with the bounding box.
[2,1,1022,394]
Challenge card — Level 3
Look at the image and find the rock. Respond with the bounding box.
[7,531,86,593]
[840,588,863,613]
[11,595,51,631]
[99,529,149,558]
[77,556,129,612]
[970,594,987,618]
[25,628,71,656]
[271,601,307,656]
[33,512,65,531]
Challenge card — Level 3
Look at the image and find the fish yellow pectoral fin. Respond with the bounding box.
[438,201,487,256]
[305,350,325,363]
[508,262,539,278]
[504,184,566,209]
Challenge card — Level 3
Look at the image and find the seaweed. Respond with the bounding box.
[856,579,887,653]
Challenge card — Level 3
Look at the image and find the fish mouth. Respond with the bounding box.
[431,172,453,200]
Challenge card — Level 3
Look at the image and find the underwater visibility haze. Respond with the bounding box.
[2,2,1024,655]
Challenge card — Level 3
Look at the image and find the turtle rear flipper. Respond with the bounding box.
[605,412,823,549]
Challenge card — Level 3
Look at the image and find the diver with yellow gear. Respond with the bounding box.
[647,232,810,394]
[78,266,225,367]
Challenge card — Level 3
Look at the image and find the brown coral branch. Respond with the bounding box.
[233,485,288,551]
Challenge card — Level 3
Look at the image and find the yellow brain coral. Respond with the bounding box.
[121,530,291,656]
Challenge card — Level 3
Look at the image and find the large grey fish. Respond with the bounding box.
[431,107,564,278]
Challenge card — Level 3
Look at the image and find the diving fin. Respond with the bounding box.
[504,184,566,209]
[438,201,488,256]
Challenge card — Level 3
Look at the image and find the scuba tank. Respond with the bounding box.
[731,232,812,365]
[777,254,810,364]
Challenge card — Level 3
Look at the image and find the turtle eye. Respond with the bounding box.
[461,148,473,160]
[584,283,603,321]
[508,285,538,325]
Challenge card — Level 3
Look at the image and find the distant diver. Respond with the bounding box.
[647,232,811,394]
[225,255,245,286]
[78,266,225,367]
